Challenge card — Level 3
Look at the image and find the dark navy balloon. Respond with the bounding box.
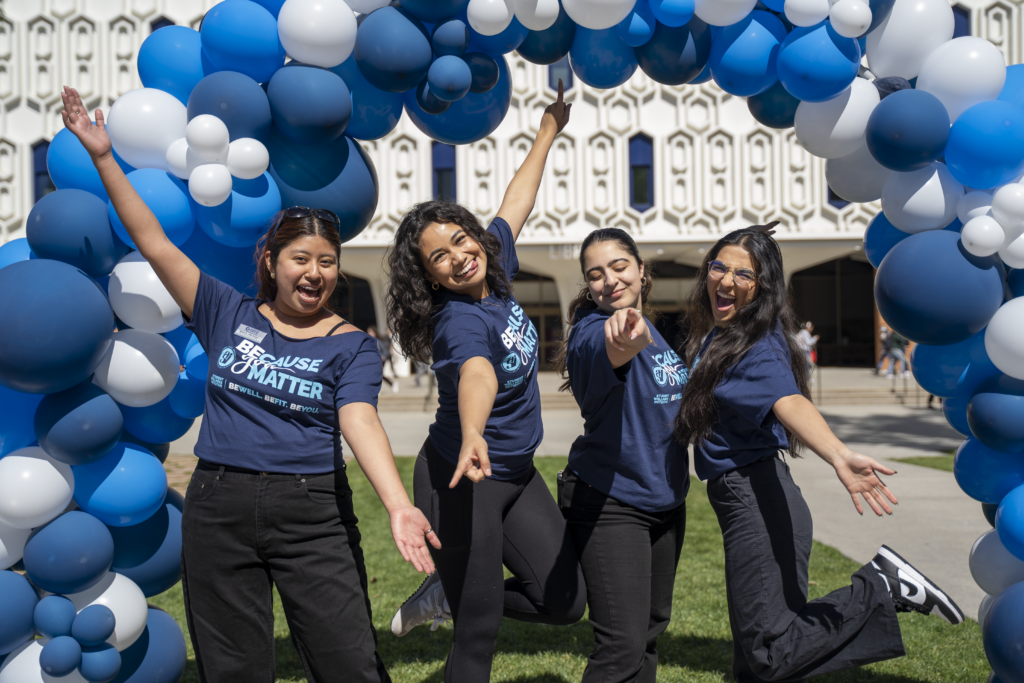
[199,0,284,83]
[0,571,38,655]
[137,26,208,105]
[120,400,196,449]
[119,430,170,465]
[466,15,528,55]
[267,65,352,144]
[108,488,183,598]
[329,54,404,141]
[911,330,999,399]
[194,172,281,248]
[401,0,470,23]
[428,55,472,101]
[708,11,786,97]
[35,382,123,466]
[0,260,114,394]
[865,89,950,172]
[1011,269,1024,298]
[516,3,576,65]
[984,501,999,528]
[40,636,82,677]
[108,609,187,683]
[432,19,469,57]
[34,595,78,640]
[945,100,1024,190]
[984,581,1024,677]
[746,79,799,129]
[634,16,711,86]
[415,80,452,114]
[569,27,638,89]
[777,21,860,103]
[464,52,500,93]
[73,605,117,648]
[23,511,114,595]
[26,189,126,278]
[354,7,433,93]
[187,71,273,143]
[969,375,1024,453]
[80,643,122,683]
[954,437,1024,504]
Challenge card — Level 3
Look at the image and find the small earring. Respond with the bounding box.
[431,282,439,290]
[270,272,276,280]
[641,277,647,286]
[585,291,593,301]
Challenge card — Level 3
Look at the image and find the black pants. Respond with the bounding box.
[560,469,687,683]
[181,461,389,683]
[414,440,587,683]
[706,457,905,682]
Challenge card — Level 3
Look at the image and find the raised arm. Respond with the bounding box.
[773,394,898,517]
[449,356,498,487]
[61,86,200,318]
[495,79,572,241]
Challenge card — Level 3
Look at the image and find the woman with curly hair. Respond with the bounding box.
[386,82,585,682]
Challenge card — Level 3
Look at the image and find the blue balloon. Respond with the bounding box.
[867,0,897,32]
[985,501,999,527]
[875,231,1005,345]
[998,64,1024,110]
[34,596,78,640]
[266,133,379,242]
[944,216,964,232]
[863,212,909,268]
[415,79,452,114]
[998,485,1024,563]
[187,71,273,142]
[108,488,183,598]
[119,430,170,465]
[405,54,512,144]
[708,11,786,97]
[0,260,114,394]
[954,437,1024,504]
[984,580,1024,680]
[432,19,469,56]
[73,605,117,648]
[517,4,576,66]
[690,61,712,84]
[650,0,695,26]
[401,0,470,23]
[35,382,123,466]
[108,609,187,683]
[199,0,284,83]
[250,0,285,17]
[865,89,950,172]
[617,0,656,47]
[179,226,258,297]
[27,189,126,278]
[40,636,82,677]
[1011,269,1024,298]
[267,65,352,144]
[168,370,205,420]
[945,100,1024,190]
[464,52,500,93]
[80,643,122,683]
[120,398,195,445]
[569,27,638,89]
[746,79,798,128]
[944,395,972,437]
[777,22,860,103]
[329,54,404,141]
[108,170,194,248]
[46,128,135,203]
[161,327,195,359]
[0,384,43,456]
[184,336,210,381]
[72,443,169,527]
[634,16,711,86]
[195,173,281,248]
[0,238,33,271]
[428,55,473,101]
[23,511,114,594]
[466,15,528,55]
[0,571,38,655]
[355,7,433,93]
[911,330,999,399]
[137,26,207,105]
[969,375,1024,453]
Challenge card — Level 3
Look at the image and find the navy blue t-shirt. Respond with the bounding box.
[428,218,542,480]
[566,308,690,512]
[692,324,802,481]
[185,273,382,473]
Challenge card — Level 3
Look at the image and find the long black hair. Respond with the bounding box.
[673,228,809,452]
[554,228,654,392]
[385,200,512,365]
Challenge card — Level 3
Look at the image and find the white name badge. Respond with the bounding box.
[234,324,268,344]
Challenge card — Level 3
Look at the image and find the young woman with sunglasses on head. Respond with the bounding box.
[384,82,586,682]
[553,228,689,683]
[61,86,437,683]
[676,228,964,683]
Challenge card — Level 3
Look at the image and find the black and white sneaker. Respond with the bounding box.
[871,545,965,625]
[390,571,451,637]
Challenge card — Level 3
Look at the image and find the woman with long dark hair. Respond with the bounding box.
[676,227,963,682]
[385,83,586,682]
[554,228,688,682]
[61,86,437,683]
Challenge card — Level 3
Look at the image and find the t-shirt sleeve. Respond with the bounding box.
[432,310,493,381]
[718,341,802,428]
[334,335,384,411]
[183,271,246,352]
[568,319,625,410]
[488,217,519,281]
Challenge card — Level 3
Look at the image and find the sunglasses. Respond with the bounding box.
[269,206,341,238]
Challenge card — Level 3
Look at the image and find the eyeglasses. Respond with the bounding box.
[708,260,756,288]
[269,206,341,238]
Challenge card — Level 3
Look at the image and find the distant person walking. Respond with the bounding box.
[888,331,909,378]
[368,326,400,394]
[796,321,819,378]
[874,325,893,376]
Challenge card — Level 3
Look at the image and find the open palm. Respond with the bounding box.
[61,86,111,158]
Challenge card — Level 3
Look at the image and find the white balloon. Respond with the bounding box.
[467,0,514,35]
[979,593,996,626]
[865,0,953,79]
[991,183,1024,232]
[278,0,358,68]
[108,252,182,334]
[999,230,1024,269]
[0,640,88,683]
[0,447,74,530]
[188,164,234,207]
[971,529,1024,596]
[65,573,148,651]
[785,0,830,27]
[693,0,758,26]
[513,0,560,30]
[961,216,1006,257]
[0,518,32,569]
[795,78,879,159]
[829,0,871,38]
[185,114,230,159]
[93,329,180,408]
[881,163,963,233]
[825,143,894,203]
[957,190,994,224]
[986,298,1024,380]
[106,88,187,171]
[165,137,190,180]
[917,37,1006,122]
[226,138,270,180]
[564,0,638,29]
[346,0,388,11]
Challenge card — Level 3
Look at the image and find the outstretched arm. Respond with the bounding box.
[450,356,498,487]
[495,79,572,242]
[604,300,652,369]
[773,394,898,517]
[61,86,200,317]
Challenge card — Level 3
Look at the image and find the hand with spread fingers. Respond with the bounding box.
[833,450,899,516]
[60,86,111,159]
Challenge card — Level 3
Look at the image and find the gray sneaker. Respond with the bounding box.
[391,572,451,637]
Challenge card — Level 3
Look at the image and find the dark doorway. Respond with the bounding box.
[333,275,376,331]
[514,271,562,370]
[790,257,875,367]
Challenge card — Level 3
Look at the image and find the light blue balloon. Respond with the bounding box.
[184,335,210,381]
[161,327,195,359]
[777,21,860,103]
[569,27,638,89]
[0,384,41,457]
[998,64,1024,110]
[330,55,403,141]
[108,170,194,248]
[863,212,909,268]
[945,100,1024,190]
[137,26,208,105]
[168,370,205,420]
[0,238,33,271]
[649,0,695,27]
[955,437,1024,504]
[72,443,168,527]
[617,0,656,47]
[945,395,972,437]
[709,11,787,97]
[195,173,281,248]
[427,55,473,101]
[199,0,284,83]
[46,127,135,203]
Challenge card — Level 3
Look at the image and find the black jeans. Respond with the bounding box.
[181,461,389,683]
[706,457,905,682]
[560,469,687,683]
[414,440,587,683]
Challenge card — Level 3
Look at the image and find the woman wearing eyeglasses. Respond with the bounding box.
[62,86,437,683]
[675,228,963,683]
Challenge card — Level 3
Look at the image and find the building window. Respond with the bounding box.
[953,5,970,38]
[548,56,573,91]
[33,141,56,203]
[629,134,653,212]
[151,17,175,32]
[828,187,850,210]
[433,141,456,201]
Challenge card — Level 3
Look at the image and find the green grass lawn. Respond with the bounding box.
[150,458,987,682]
[891,455,955,473]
